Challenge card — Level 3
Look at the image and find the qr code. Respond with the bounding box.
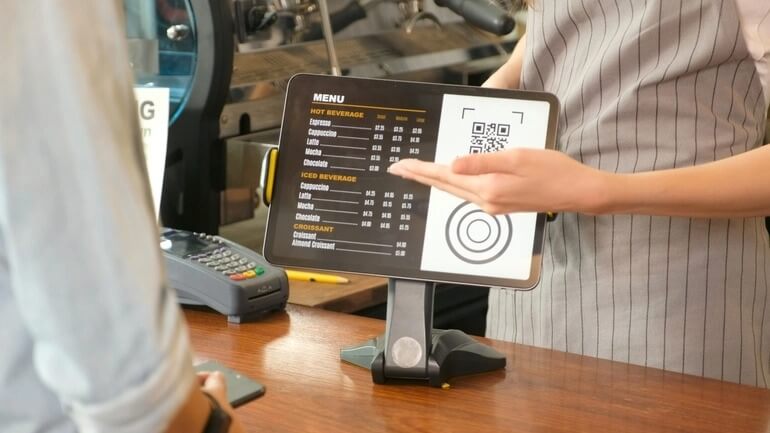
[468,122,510,154]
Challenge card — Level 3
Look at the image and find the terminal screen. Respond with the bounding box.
[264,74,559,289]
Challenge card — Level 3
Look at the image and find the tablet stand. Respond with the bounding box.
[340,278,506,387]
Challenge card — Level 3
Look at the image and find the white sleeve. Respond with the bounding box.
[0,1,196,432]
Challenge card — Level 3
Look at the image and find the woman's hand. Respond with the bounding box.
[387,148,613,215]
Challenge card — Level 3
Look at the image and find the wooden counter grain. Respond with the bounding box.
[186,305,770,433]
[287,272,387,313]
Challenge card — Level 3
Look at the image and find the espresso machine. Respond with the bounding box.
[126,0,522,234]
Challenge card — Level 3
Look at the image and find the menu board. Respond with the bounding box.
[264,74,559,289]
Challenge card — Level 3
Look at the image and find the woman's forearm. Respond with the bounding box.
[483,33,527,90]
[600,143,770,217]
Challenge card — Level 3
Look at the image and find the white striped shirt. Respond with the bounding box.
[487,0,770,387]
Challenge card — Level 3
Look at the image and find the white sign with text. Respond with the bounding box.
[134,87,169,218]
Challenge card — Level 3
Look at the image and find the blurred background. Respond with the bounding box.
[126,0,529,333]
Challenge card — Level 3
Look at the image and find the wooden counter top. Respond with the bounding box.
[287,271,387,313]
[186,305,770,433]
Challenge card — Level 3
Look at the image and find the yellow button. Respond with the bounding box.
[243,270,257,279]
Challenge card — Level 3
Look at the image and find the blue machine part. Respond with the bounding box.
[124,0,198,124]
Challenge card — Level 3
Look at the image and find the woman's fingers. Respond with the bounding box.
[451,150,519,175]
[388,159,483,202]
[389,158,451,181]
[390,159,483,190]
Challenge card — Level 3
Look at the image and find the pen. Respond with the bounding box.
[286,269,350,284]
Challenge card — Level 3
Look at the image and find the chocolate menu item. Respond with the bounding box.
[264,74,559,289]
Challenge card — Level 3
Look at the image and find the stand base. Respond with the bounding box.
[341,329,506,387]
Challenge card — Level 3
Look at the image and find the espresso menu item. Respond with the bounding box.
[264,74,559,289]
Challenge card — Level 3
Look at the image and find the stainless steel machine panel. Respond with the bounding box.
[221,22,511,136]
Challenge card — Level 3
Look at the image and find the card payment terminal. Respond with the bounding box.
[161,228,288,323]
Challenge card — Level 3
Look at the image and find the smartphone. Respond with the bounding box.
[194,360,266,407]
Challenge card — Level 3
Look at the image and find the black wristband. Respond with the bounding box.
[201,391,232,433]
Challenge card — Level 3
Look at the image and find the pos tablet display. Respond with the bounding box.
[264,74,559,289]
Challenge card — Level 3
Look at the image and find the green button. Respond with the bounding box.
[255,267,265,276]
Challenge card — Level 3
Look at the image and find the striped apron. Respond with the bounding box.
[486,0,770,387]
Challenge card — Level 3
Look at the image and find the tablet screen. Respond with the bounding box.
[264,74,559,289]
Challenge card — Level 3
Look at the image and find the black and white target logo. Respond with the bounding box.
[444,201,513,265]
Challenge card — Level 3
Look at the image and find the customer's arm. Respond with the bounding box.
[0,1,240,432]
